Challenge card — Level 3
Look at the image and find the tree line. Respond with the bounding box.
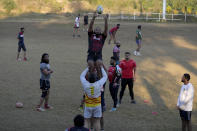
[0,0,196,15]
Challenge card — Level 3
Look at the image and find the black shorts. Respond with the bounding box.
[87,52,102,62]
[18,42,26,52]
[84,21,88,25]
[40,79,50,90]
[179,109,192,121]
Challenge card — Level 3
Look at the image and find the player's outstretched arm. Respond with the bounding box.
[80,68,90,86]
[103,14,108,36]
[88,12,97,32]
[98,67,108,86]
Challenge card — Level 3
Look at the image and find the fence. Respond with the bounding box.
[87,12,197,23]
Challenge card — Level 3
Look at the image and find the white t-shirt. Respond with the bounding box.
[80,67,107,107]
[75,17,80,27]
[177,83,194,111]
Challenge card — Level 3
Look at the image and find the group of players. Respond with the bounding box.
[16,10,195,131]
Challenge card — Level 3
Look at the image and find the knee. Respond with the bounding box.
[96,61,102,67]
[41,90,48,98]
[88,62,94,71]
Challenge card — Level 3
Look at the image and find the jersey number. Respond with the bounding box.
[90,86,94,96]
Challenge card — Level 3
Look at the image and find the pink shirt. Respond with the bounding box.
[110,27,118,33]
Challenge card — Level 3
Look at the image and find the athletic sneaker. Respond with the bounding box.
[109,107,117,112]
[44,104,53,109]
[17,58,21,61]
[133,51,137,56]
[36,107,45,112]
[136,52,141,56]
[116,103,120,107]
[131,100,136,104]
[24,57,27,61]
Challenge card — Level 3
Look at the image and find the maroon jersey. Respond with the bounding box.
[108,66,116,83]
[88,31,107,53]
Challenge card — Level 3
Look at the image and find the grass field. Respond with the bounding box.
[0,16,197,131]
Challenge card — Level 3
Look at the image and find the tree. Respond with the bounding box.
[2,0,16,14]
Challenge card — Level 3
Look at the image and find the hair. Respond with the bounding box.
[20,27,24,30]
[111,56,116,61]
[184,73,190,81]
[117,24,120,26]
[138,25,141,29]
[88,73,97,83]
[74,114,84,127]
[125,52,130,55]
[41,53,49,63]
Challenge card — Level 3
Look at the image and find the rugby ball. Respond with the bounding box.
[16,102,23,108]
[97,5,103,14]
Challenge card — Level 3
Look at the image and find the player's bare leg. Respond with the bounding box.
[136,43,141,56]
[73,28,77,37]
[112,34,116,44]
[100,115,104,131]
[84,118,91,129]
[37,97,44,107]
[23,51,27,61]
[77,28,80,37]
[17,52,20,60]
[93,118,101,131]
[44,90,53,109]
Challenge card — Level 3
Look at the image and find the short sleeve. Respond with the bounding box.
[40,63,47,71]
[133,61,136,68]
[119,61,123,68]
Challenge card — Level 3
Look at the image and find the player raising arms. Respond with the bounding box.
[80,66,107,131]
[87,12,108,78]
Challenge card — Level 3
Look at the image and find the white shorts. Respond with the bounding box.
[74,23,79,28]
[84,106,102,118]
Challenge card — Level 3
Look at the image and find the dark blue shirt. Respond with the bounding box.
[18,32,24,43]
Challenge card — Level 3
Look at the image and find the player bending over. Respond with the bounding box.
[108,24,120,45]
